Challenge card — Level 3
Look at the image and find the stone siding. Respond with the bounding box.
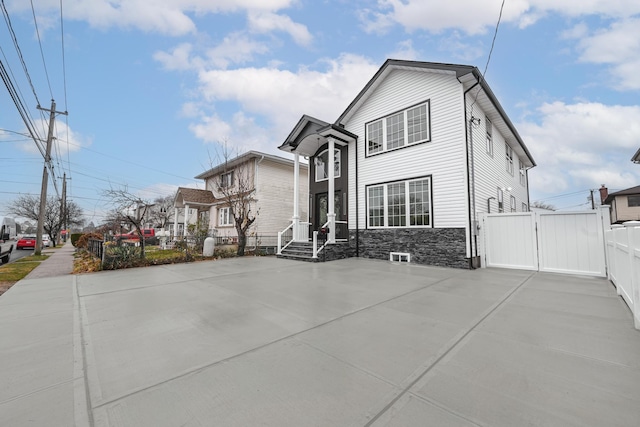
[351,228,469,269]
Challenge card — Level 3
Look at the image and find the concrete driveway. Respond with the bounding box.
[1,257,639,426]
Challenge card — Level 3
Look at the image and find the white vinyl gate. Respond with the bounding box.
[479,207,609,277]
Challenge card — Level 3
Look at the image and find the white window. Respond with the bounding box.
[522,202,528,212]
[505,144,514,175]
[519,159,526,186]
[486,117,493,156]
[220,171,234,188]
[367,178,431,228]
[314,149,341,182]
[366,102,430,155]
[510,195,516,212]
[497,188,504,213]
[219,207,232,226]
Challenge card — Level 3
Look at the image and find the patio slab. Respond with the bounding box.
[1,257,639,426]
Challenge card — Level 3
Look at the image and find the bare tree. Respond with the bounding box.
[8,194,84,246]
[102,186,152,258]
[531,201,556,211]
[211,143,259,256]
[147,193,176,229]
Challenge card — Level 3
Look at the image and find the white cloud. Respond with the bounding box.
[520,101,640,196]
[15,119,89,157]
[9,0,298,36]
[195,54,380,135]
[247,11,313,46]
[575,18,640,90]
[206,32,271,69]
[388,39,419,61]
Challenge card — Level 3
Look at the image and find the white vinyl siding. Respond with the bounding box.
[347,69,468,234]
[366,101,431,156]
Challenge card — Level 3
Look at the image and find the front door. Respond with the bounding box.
[315,192,341,231]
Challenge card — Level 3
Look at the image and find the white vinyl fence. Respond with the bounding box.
[605,221,640,329]
[479,207,609,277]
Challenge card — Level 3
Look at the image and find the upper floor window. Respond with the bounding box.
[220,171,234,188]
[628,195,640,207]
[519,159,526,186]
[366,102,430,156]
[219,207,232,226]
[315,149,341,182]
[505,144,514,175]
[367,177,431,228]
[486,117,493,156]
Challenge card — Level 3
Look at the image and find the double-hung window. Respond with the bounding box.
[220,171,234,188]
[519,159,526,186]
[367,177,431,228]
[366,102,430,155]
[486,117,493,156]
[505,144,514,175]
[497,188,504,213]
[628,195,640,207]
[219,207,232,226]
[510,195,516,212]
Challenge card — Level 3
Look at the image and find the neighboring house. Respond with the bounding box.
[278,59,536,268]
[193,151,309,242]
[171,189,210,238]
[602,185,640,224]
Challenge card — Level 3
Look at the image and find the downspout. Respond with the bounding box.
[355,135,359,257]
[462,78,480,268]
[251,155,264,250]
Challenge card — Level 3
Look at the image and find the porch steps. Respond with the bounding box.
[277,241,320,262]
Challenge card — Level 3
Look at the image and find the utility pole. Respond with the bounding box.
[35,99,67,255]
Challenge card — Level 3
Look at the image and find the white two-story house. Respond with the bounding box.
[278,59,535,268]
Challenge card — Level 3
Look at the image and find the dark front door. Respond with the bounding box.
[314,192,341,231]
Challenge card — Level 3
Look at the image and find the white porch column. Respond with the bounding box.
[327,137,336,243]
[183,204,189,237]
[292,152,301,240]
[173,207,179,239]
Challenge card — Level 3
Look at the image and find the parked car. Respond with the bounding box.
[114,229,156,242]
[42,235,51,247]
[16,235,37,250]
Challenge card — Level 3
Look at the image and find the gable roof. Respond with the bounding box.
[335,59,536,168]
[174,187,216,208]
[278,115,358,155]
[632,147,640,164]
[604,185,640,204]
[195,150,307,180]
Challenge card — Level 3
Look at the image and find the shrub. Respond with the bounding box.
[75,232,104,249]
[102,245,144,270]
[71,233,83,246]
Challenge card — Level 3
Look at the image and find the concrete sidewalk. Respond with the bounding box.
[24,239,76,279]
[1,257,639,426]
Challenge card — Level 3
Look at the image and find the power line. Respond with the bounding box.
[1,0,41,106]
[30,0,53,98]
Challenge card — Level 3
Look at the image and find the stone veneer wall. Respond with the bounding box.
[349,228,469,269]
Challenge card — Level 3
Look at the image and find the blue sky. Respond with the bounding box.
[1,0,639,225]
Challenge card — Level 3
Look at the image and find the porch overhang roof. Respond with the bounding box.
[174,187,216,209]
[632,147,640,164]
[278,115,357,157]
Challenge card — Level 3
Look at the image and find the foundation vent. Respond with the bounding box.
[390,252,410,263]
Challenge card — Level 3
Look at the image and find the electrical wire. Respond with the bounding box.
[470,0,506,111]
[1,0,41,107]
[30,0,53,98]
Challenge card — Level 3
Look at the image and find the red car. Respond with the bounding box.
[16,235,37,250]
